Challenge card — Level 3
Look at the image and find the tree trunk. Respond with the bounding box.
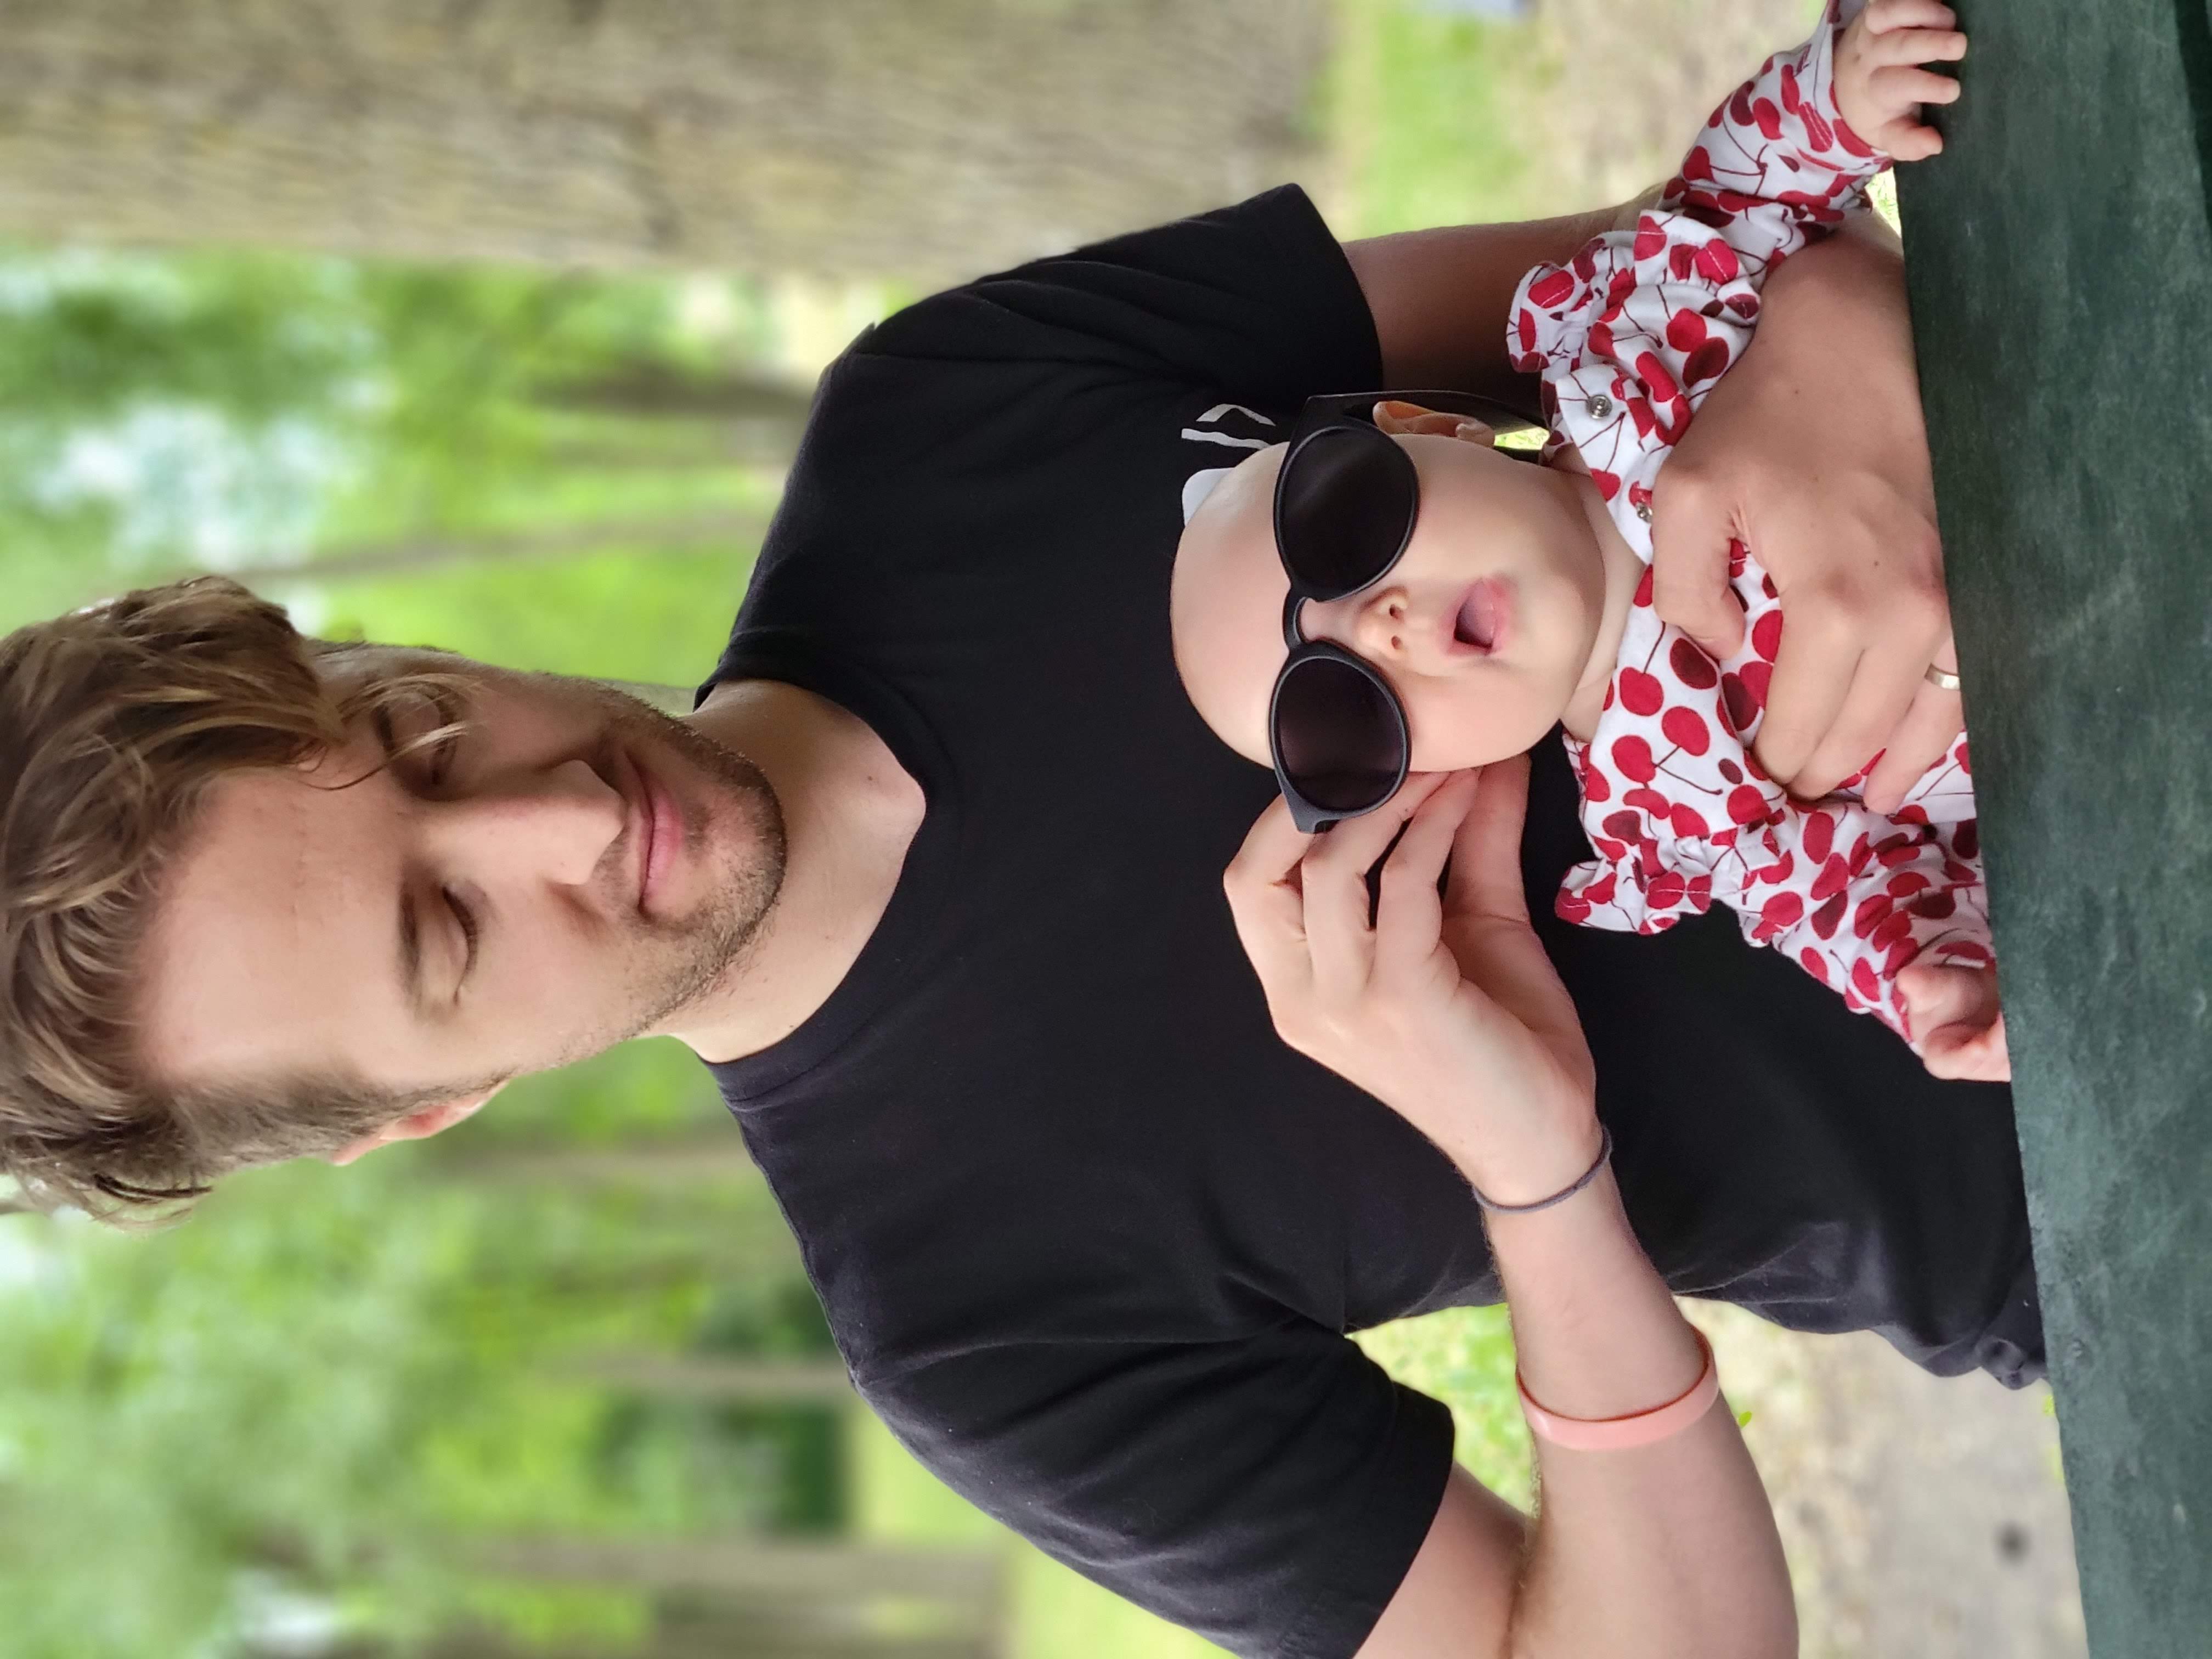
[473,1535,1003,1610]
[536,367,815,425]
[534,367,813,465]
[566,1350,853,1403]
[109,509,769,601]
[0,0,1331,282]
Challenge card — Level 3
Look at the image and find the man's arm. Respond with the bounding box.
[1342,208,1623,403]
[1345,204,1959,810]
[1226,765,1796,1659]
[1361,1177,1795,1659]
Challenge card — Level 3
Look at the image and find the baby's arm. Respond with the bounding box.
[1898,956,2010,1081]
[1718,803,2002,1075]
[1508,1,1970,485]
[1662,0,1965,273]
[1834,0,1967,162]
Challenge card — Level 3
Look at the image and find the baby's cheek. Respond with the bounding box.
[1406,679,1550,772]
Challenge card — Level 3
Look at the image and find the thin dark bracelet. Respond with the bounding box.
[1470,1124,1613,1215]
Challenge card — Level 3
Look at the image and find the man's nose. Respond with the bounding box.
[428,759,627,890]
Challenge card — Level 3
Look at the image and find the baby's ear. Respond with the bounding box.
[1373,400,1497,445]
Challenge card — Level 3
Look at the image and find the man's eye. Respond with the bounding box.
[445,885,480,972]
[426,730,462,788]
[398,693,467,788]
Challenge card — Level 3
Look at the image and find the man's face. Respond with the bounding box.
[139,653,785,1115]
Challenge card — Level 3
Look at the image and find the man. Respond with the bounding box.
[0,185,2035,1657]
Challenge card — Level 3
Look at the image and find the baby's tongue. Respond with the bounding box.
[1455,583,1500,651]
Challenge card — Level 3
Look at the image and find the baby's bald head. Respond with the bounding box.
[1172,402,1623,788]
[1170,445,1291,767]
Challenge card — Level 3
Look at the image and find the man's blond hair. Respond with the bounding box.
[0,576,457,1220]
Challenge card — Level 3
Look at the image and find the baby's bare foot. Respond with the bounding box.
[1898,961,2011,1082]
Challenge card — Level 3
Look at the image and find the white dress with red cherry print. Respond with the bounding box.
[1506,0,1989,1040]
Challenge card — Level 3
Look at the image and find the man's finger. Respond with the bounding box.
[1858,681,1965,812]
[1648,472,1750,660]
[1752,610,1858,791]
[1373,771,1480,979]
[1223,795,1318,989]
[1439,754,1593,1086]
[1443,754,1533,925]
[1226,791,1317,894]
[1790,650,1921,800]
[1303,775,1449,1001]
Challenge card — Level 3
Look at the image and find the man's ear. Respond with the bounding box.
[328,1082,505,1167]
[1373,399,1497,446]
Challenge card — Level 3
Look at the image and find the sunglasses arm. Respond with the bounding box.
[1281,785,1340,837]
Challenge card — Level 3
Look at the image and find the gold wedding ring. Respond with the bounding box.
[1925,663,1962,692]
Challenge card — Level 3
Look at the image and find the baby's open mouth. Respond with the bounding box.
[1454,580,1509,654]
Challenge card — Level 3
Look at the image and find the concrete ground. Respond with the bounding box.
[1689,1305,2087,1658]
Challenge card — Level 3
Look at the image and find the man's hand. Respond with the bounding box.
[1651,218,1960,811]
[1222,761,1600,1202]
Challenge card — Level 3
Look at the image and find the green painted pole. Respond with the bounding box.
[1895,2,2212,1650]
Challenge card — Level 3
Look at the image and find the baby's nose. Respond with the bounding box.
[1353,588,1415,662]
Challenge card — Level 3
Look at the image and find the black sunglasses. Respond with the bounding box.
[1269,390,1542,833]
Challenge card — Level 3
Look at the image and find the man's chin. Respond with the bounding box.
[586,681,789,1037]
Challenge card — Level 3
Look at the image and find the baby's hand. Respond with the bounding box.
[1835,0,1967,162]
[1898,960,2010,1082]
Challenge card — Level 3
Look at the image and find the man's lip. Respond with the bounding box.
[628,750,679,913]
[1450,578,1511,656]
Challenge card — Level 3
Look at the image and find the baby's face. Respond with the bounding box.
[1172,425,1612,776]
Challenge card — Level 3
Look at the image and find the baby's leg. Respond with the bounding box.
[1897,961,2010,1081]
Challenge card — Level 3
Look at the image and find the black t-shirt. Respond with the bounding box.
[703,187,2042,1659]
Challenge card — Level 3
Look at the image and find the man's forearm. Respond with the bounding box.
[1490,1178,1797,1659]
[1361,1156,1799,1659]
[1342,193,1906,406]
[1758,207,1916,392]
[1342,205,1624,400]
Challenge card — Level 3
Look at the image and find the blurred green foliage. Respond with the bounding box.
[0,1073,836,1656]
[1328,0,1542,239]
[0,242,845,1654]
[1356,1306,1533,1509]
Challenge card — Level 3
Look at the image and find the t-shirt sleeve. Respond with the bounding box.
[851,183,1383,409]
[858,1328,1456,1659]
[704,185,1383,710]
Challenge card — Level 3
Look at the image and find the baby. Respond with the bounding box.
[1172,0,2007,1081]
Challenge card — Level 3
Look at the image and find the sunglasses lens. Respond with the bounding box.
[1278,426,1414,596]
[1273,655,1406,816]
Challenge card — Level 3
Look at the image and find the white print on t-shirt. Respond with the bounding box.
[1179,403,1280,522]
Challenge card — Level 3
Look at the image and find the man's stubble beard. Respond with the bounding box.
[588,684,788,1048]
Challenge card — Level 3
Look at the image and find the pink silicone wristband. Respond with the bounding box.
[1516,1329,1722,1451]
